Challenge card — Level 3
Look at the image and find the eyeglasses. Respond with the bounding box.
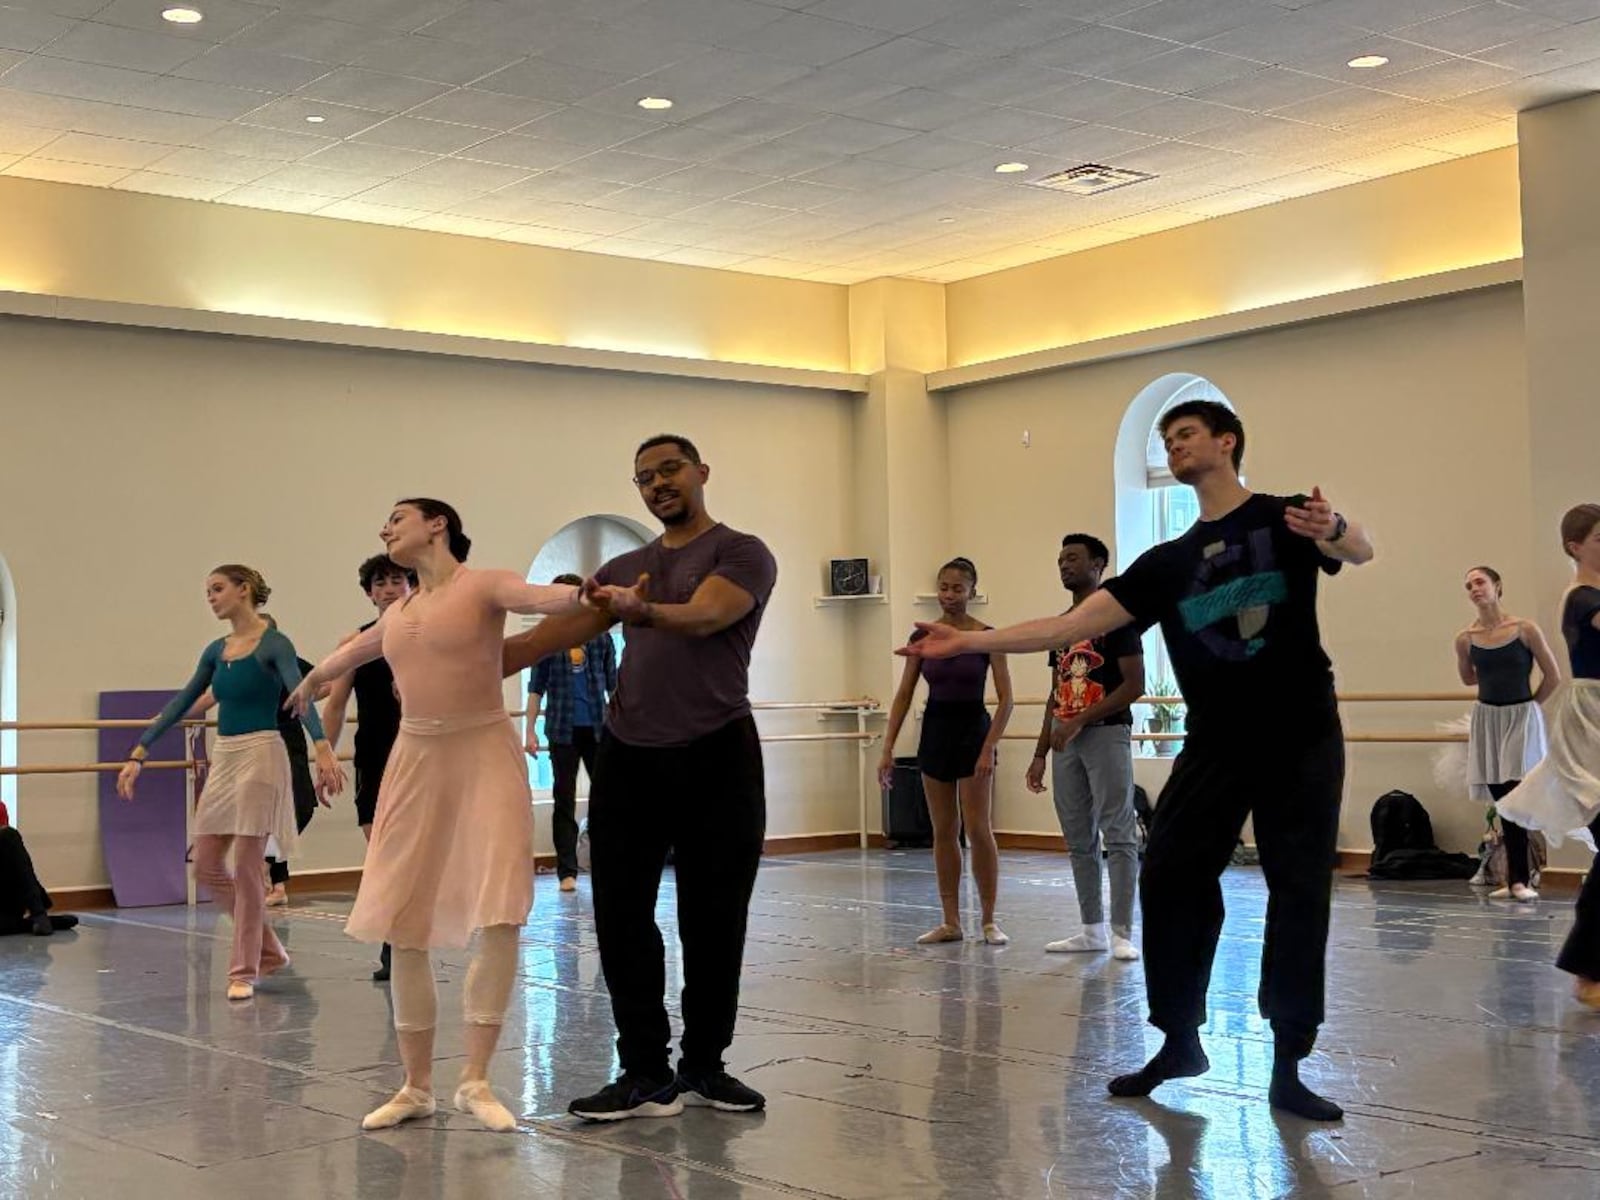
[632,459,692,488]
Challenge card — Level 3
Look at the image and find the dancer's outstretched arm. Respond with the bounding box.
[287,619,388,716]
[503,609,617,677]
[899,589,1136,661]
[483,571,584,615]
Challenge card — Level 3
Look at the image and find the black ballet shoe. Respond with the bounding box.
[1108,1032,1210,1098]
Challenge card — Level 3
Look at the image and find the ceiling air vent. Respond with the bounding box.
[1030,163,1155,195]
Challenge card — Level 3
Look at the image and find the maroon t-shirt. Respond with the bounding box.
[596,523,777,747]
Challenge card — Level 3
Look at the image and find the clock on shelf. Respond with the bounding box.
[829,558,870,596]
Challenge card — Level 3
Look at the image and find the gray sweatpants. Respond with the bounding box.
[1050,723,1138,931]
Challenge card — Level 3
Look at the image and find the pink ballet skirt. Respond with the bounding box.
[345,710,533,950]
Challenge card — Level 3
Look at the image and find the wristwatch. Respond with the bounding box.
[1327,513,1348,543]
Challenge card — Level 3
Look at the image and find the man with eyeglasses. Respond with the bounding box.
[502,434,777,1122]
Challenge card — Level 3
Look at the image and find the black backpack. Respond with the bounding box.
[1368,790,1476,880]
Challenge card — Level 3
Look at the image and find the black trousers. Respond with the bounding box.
[550,726,599,881]
[588,716,766,1080]
[0,827,51,936]
[1556,816,1600,979]
[1140,725,1345,1059]
[1489,781,1533,888]
[268,740,318,886]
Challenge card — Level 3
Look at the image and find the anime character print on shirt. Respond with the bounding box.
[1180,528,1286,662]
[1054,641,1107,719]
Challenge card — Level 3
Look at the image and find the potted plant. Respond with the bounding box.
[1144,677,1185,758]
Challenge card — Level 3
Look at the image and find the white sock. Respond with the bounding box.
[1045,923,1108,953]
[1111,930,1140,961]
[455,1080,516,1132]
[362,1086,437,1131]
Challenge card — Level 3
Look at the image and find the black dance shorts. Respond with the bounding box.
[917,700,992,783]
[354,759,385,828]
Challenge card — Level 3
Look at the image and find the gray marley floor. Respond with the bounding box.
[3,850,1600,1198]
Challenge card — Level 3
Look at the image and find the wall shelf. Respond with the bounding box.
[913,593,988,605]
[813,594,887,608]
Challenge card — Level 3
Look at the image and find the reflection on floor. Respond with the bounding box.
[3,850,1599,1198]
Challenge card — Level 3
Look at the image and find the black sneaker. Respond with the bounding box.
[676,1067,765,1113]
[567,1074,684,1122]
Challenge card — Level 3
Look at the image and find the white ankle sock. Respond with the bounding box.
[1045,924,1108,953]
[455,1080,516,1132]
[362,1086,437,1131]
[1111,932,1140,961]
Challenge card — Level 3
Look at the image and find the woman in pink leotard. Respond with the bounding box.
[287,498,583,1134]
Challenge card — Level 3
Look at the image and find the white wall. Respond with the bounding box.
[0,315,861,888]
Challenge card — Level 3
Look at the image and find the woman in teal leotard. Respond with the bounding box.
[118,564,343,1000]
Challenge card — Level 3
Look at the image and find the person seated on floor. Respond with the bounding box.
[0,800,79,936]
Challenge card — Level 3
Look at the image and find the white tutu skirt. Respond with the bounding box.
[1495,680,1600,849]
[1467,700,1548,800]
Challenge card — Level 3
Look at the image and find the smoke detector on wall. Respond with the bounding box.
[1029,164,1156,195]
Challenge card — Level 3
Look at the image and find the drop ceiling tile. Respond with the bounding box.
[1110,138,1244,177]
[1380,56,1517,101]
[1273,85,1417,127]
[776,113,919,153]
[2,56,156,105]
[615,0,787,44]
[1304,0,1484,34]
[845,86,992,131]
[1026,24,1176,74]
[303,140,439,174]
[729,176,848,208]
[243,95,388,138]
[38,129,176,168]
[559,147,681,183]
[0,90,93,134]
[500,170,623,202]
[1476,17,1600,73]
[447,190,557,220]
[1106,95,1248,137]
[1339,101,1486,142]
[474,58,628,104]
[649,162,778,197]
[1033,225,1128,252]
[1019,121,1161,161]
[1251,164,1368,195]
[516,106,659,151]
[653,247,753,267]
[4,155,131,184]
[1108,0,1269,43]
[736,255,823,275]
[1200,11,1357,63]
[350,36,523,85]
[350,176,477,209]
[494,223,599,248]
[684,98,818,140]
[1331,142,1456,176]
[317,197,435,223]
[114,170,234,199]
[173,47,337,94]
[1414,116,1516,154]
[757,66,902,114]
[219,184,331,212]
[228,14,392,64]
[1278,33,1449,82]
[533,19,709,76]
[413,2,546,48]
[1018,78,1167,123]
[200,122,336,159]
[1098,48,1266,95]
[1397,4,1566,56]
[297,67,451,114]
[618,123,760,163]
[1102,207,1200,235]
[89,0,274,43]
[907,103,1071,148]
[917,4,1091,54]
[457,131,589,169]
[806,0,972,36]
[132,75,278,120]
[711,138,838,176]
[820,35,984,89]
[1513,0,1600,17]
[5,0,105,18]
[1452,71,1591,117]
[613,215,719,244]
[314,0,488,35]
[505,202,642,235]
[1176,186,1282,216]
[253,162,389,197]
[351,114,497,153]
[859,129,995,169]
[0,7,75,53]
[1188,65,1345,111]
[0,120,57,154]
[395,156,531,190]
[151,145,288,182]
[650,48,812,95]
[797,153,924,187]
[578,234,677,257]
[0,46,22,72]
[409,212,514,236]
[727,13,895,66]
[406,89,557,130]
[591,185,704,216]
[575,77,738,122]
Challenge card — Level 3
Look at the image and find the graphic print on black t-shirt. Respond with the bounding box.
[1047,616,1140,727]
[1180,526,1289,662]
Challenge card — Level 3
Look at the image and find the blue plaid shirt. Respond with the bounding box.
[529,634,618,744]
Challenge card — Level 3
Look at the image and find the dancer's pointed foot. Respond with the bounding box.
[1108,1032,1209,1098]
[362,1086,437,1131]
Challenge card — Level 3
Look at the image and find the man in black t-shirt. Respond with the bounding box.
[903,401,1373,1122]
[1025,533,1145,960]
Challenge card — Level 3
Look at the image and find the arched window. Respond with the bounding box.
[1114,374,1237,754]
[0,553,15,815]
[522,515,650,793]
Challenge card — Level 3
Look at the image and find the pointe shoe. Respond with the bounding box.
[226,981,254,1001]
[982,922,1009,946]
[455,1080,517,1132]
[265,884,288,907]
[362,1086,437,1130]
[915,923,964,945]
[1511,883,1539,902]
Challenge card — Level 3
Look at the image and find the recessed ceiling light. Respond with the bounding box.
[305,114,326,123]
[161,6,203,21]
[937,217,956,223]
[637,96,674,110]
[1347,54,1389,68]
[994,161,1030,174]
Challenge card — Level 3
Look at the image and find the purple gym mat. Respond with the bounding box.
[98,690,190,908]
